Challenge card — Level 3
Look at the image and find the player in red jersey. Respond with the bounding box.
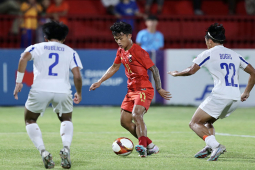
[90,21,171,157]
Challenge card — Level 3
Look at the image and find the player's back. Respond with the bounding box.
[24,41,82,94]
[203,45,248,100]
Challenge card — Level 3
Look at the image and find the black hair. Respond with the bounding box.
[110,21,132,36]
[205,23,226,44]
[146,15,158,21]
[43,21,69,41]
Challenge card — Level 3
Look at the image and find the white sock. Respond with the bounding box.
[26,123,45,154]
[60,121,73,149]
[205,135,220,149]
[147,143,155,149]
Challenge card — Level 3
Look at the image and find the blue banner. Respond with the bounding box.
[0,49,127,106]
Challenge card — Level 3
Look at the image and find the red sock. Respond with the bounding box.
[138,136,147,147]
[147,137,152,145]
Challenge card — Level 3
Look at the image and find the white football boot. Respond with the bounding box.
[207,144,227,161]
[59,146,71,169]
[147,145,159,155]
[41,150,55,169]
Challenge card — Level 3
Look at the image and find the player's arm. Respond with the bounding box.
[72,67,82,104]
[13,52,32,100]
[168,63,200,77]
[89,63,121,91]
[149,65,172,100]
[241,64,255,102]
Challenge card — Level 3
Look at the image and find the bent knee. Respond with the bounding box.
[25,119,37,125]
[189,121,194,129]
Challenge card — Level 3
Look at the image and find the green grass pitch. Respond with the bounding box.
[0,106,255,170]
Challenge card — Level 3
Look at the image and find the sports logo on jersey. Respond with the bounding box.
[128,55,132,62]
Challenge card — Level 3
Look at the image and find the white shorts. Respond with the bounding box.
[25,90,73,117]
[199,95,240,119]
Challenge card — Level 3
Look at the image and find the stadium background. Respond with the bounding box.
[0,0,254,107]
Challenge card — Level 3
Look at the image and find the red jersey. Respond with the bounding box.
[114,44,155,91]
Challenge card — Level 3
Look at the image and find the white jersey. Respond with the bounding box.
[23,41,83,94]
[193,45,248,100]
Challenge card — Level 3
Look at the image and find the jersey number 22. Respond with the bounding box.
[220,63,238,87]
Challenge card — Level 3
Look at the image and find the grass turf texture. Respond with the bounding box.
[0,106,255,170]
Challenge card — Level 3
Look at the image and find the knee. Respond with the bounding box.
[25,119,36,125]
[189,121,194,129]
[132,112,142,123]
[120,120,126,128]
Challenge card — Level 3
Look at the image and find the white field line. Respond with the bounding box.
[0,131,255,138]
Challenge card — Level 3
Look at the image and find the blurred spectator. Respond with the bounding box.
[36,0,51,43]
[145,0,164,15]
[47,0,69,25]
[223,0,237,15]
[115,0,144,29]
[136,15,164,52]
[193,0,204,15]
[0,0,21,34]
[101,0,119,15]
[20,0,42,47]
[245,0,255,15]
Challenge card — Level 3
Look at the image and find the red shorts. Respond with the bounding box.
[121,89,154,113]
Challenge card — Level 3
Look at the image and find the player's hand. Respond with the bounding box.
[241,92,249,102]
[73,92,82,104]
[13,83,23,100]
[157,88,172,100]
[168,71,179,77]
[89,82,101,91]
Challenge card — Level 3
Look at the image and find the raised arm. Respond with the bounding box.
[13,52,32,99]
[168,63,200,77]
[89,63,121,91]
[241,64,255,102]
[149,65,171,100]
[72,67,82,104]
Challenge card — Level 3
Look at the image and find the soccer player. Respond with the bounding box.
[89,21,171,158]
[168,23,255,161]
[13,21,83,169]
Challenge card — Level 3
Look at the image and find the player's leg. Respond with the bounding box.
[133,91,158,157]
[132,104,148,157]
[205,118,217,136]
[189,108,222,152]
[191,110,217,159]
[25,91,54,169]
[52,93,73,169]
[25,108,45,152]
[207,100,240,161]
[120,109,138,138]
[192,96,237,160]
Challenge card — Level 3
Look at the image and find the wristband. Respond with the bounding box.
[16,71,24,83]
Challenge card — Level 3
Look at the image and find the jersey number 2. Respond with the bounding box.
[48,53,59,76]
[220,63,238,87]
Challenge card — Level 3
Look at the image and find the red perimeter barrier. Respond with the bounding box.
[0,15,254,49]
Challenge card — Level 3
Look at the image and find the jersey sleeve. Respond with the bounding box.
[114,50,121,64]
[70,51,83,70]
[193,50,210,67]
[134,48,154,69]
[23,45,39,60]
[239,56,249,69]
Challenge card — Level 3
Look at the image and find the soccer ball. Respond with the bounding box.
[112,137,134,156]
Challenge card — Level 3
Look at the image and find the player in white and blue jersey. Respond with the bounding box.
[168,23,255,161]
[13,21,83,169]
